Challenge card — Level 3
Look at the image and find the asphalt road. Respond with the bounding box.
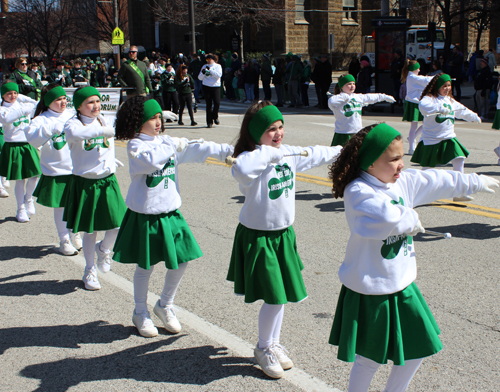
[1,90,499,391]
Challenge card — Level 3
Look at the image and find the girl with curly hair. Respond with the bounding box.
[227,101,342,379]
[328,123,498,392]
[412,74,481,201]
[0,82,39,221]
[401,60,435,154]
[112,97,232,338]
[26,84,82,255]
[328,74,395,146]
[63,86,127,291]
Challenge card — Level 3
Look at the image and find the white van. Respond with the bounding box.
[406,28,446,64]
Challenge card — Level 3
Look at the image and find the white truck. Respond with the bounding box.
[406,27,446,64]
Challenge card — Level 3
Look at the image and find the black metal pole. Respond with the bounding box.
[188,0,196,55]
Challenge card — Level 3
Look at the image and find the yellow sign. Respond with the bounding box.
[112,27,124,45]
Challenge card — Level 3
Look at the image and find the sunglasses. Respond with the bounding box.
[21,63,28,65]
[129,51,137,53]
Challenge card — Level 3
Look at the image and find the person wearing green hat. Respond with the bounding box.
[9,58,43,101]
[227,101,342,379]
[25,84,82,255]
[412,73,481,201]
[328,122,499,392]
[401,59,435,154]
[63,86,127,291]
[287,55,303,108]
[112,96,232,337]
[328,74,395,146]
[0,82,40,222]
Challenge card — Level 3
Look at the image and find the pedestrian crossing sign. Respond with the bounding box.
[112,27,125,45]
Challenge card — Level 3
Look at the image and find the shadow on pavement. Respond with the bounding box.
[415,222,500,242]
[314,200,345,212]
[231,195,245,204]
[0,245,55,261]
[0,279,80,297]
[21,339,258,391]
[295,190,332,202]
[0,270,46,283]
[0,321,134,355]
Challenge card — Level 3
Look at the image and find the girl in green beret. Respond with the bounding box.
[401,59,435,154]
[328,74,395,146]
[62,86,127,291]
[227,101,342,379]
[0,82,40,222]
[25,84,82,256]
[412,74,481,202]
[328,123,498,391]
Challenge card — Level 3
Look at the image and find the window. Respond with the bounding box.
[343,0,357,22]
[295,0,308,24]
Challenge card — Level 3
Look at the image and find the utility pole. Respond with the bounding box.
[114,0,121,70]
[188,0,196,55]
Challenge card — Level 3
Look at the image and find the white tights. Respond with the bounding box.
[53,208,70,242]
[14,177,39,209]
[258,303,285,349]
[348,355,423,392]
[133,262,188,314]
[82,229,119,270]
[407,122,422,151]
[451,157,465,173]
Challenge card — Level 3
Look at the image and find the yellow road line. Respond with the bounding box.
[128,154,500,221]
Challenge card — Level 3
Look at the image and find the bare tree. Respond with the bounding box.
[75,0,129,42]
[151,0,285,58]
[469,0,500,50]
[1,0,39,59]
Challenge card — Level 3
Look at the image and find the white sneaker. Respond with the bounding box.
[70,232,83,251]
[59,239,78,256]
[254,345,284,379]
[24,197,35,215]
[153,300,182,333]
[2,178,10,188]
[494,146,500,158]
[271,343,294,370]
[453,195,474,202]
[0,187,8,198]
[82,267,101,290]
[132,310,158,338]
[16,206,30,223]
[95,241,112,273]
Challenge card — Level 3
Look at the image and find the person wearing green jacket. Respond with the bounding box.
[117,45,153,98]
[175,65,197,126]
[301,59,312,107]
[9,58,43,100]
[288,55,303,108]
[48,61,72,87]
[161,63,179,117]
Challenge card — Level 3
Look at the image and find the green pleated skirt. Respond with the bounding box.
[227,223,307,304]
[410,138,469,167]
[113,208,203,270]
[0,142,41,180]
[329,283,443,365]
[492,110,500,130]
[331,133,353,147]
[63,173,127,233]
[33,174,73,208]
[402,101,423,122]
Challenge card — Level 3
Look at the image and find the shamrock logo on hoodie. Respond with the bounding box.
[343,99,362,117]
[13,116,30,128]
[268,163,293,200]
[146,157,175,188]
[380,197,412,259]
[435,103,455,124]
[84,136,109,151]
[51,132,67,150]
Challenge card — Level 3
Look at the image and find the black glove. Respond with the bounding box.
[24,84,33,92]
